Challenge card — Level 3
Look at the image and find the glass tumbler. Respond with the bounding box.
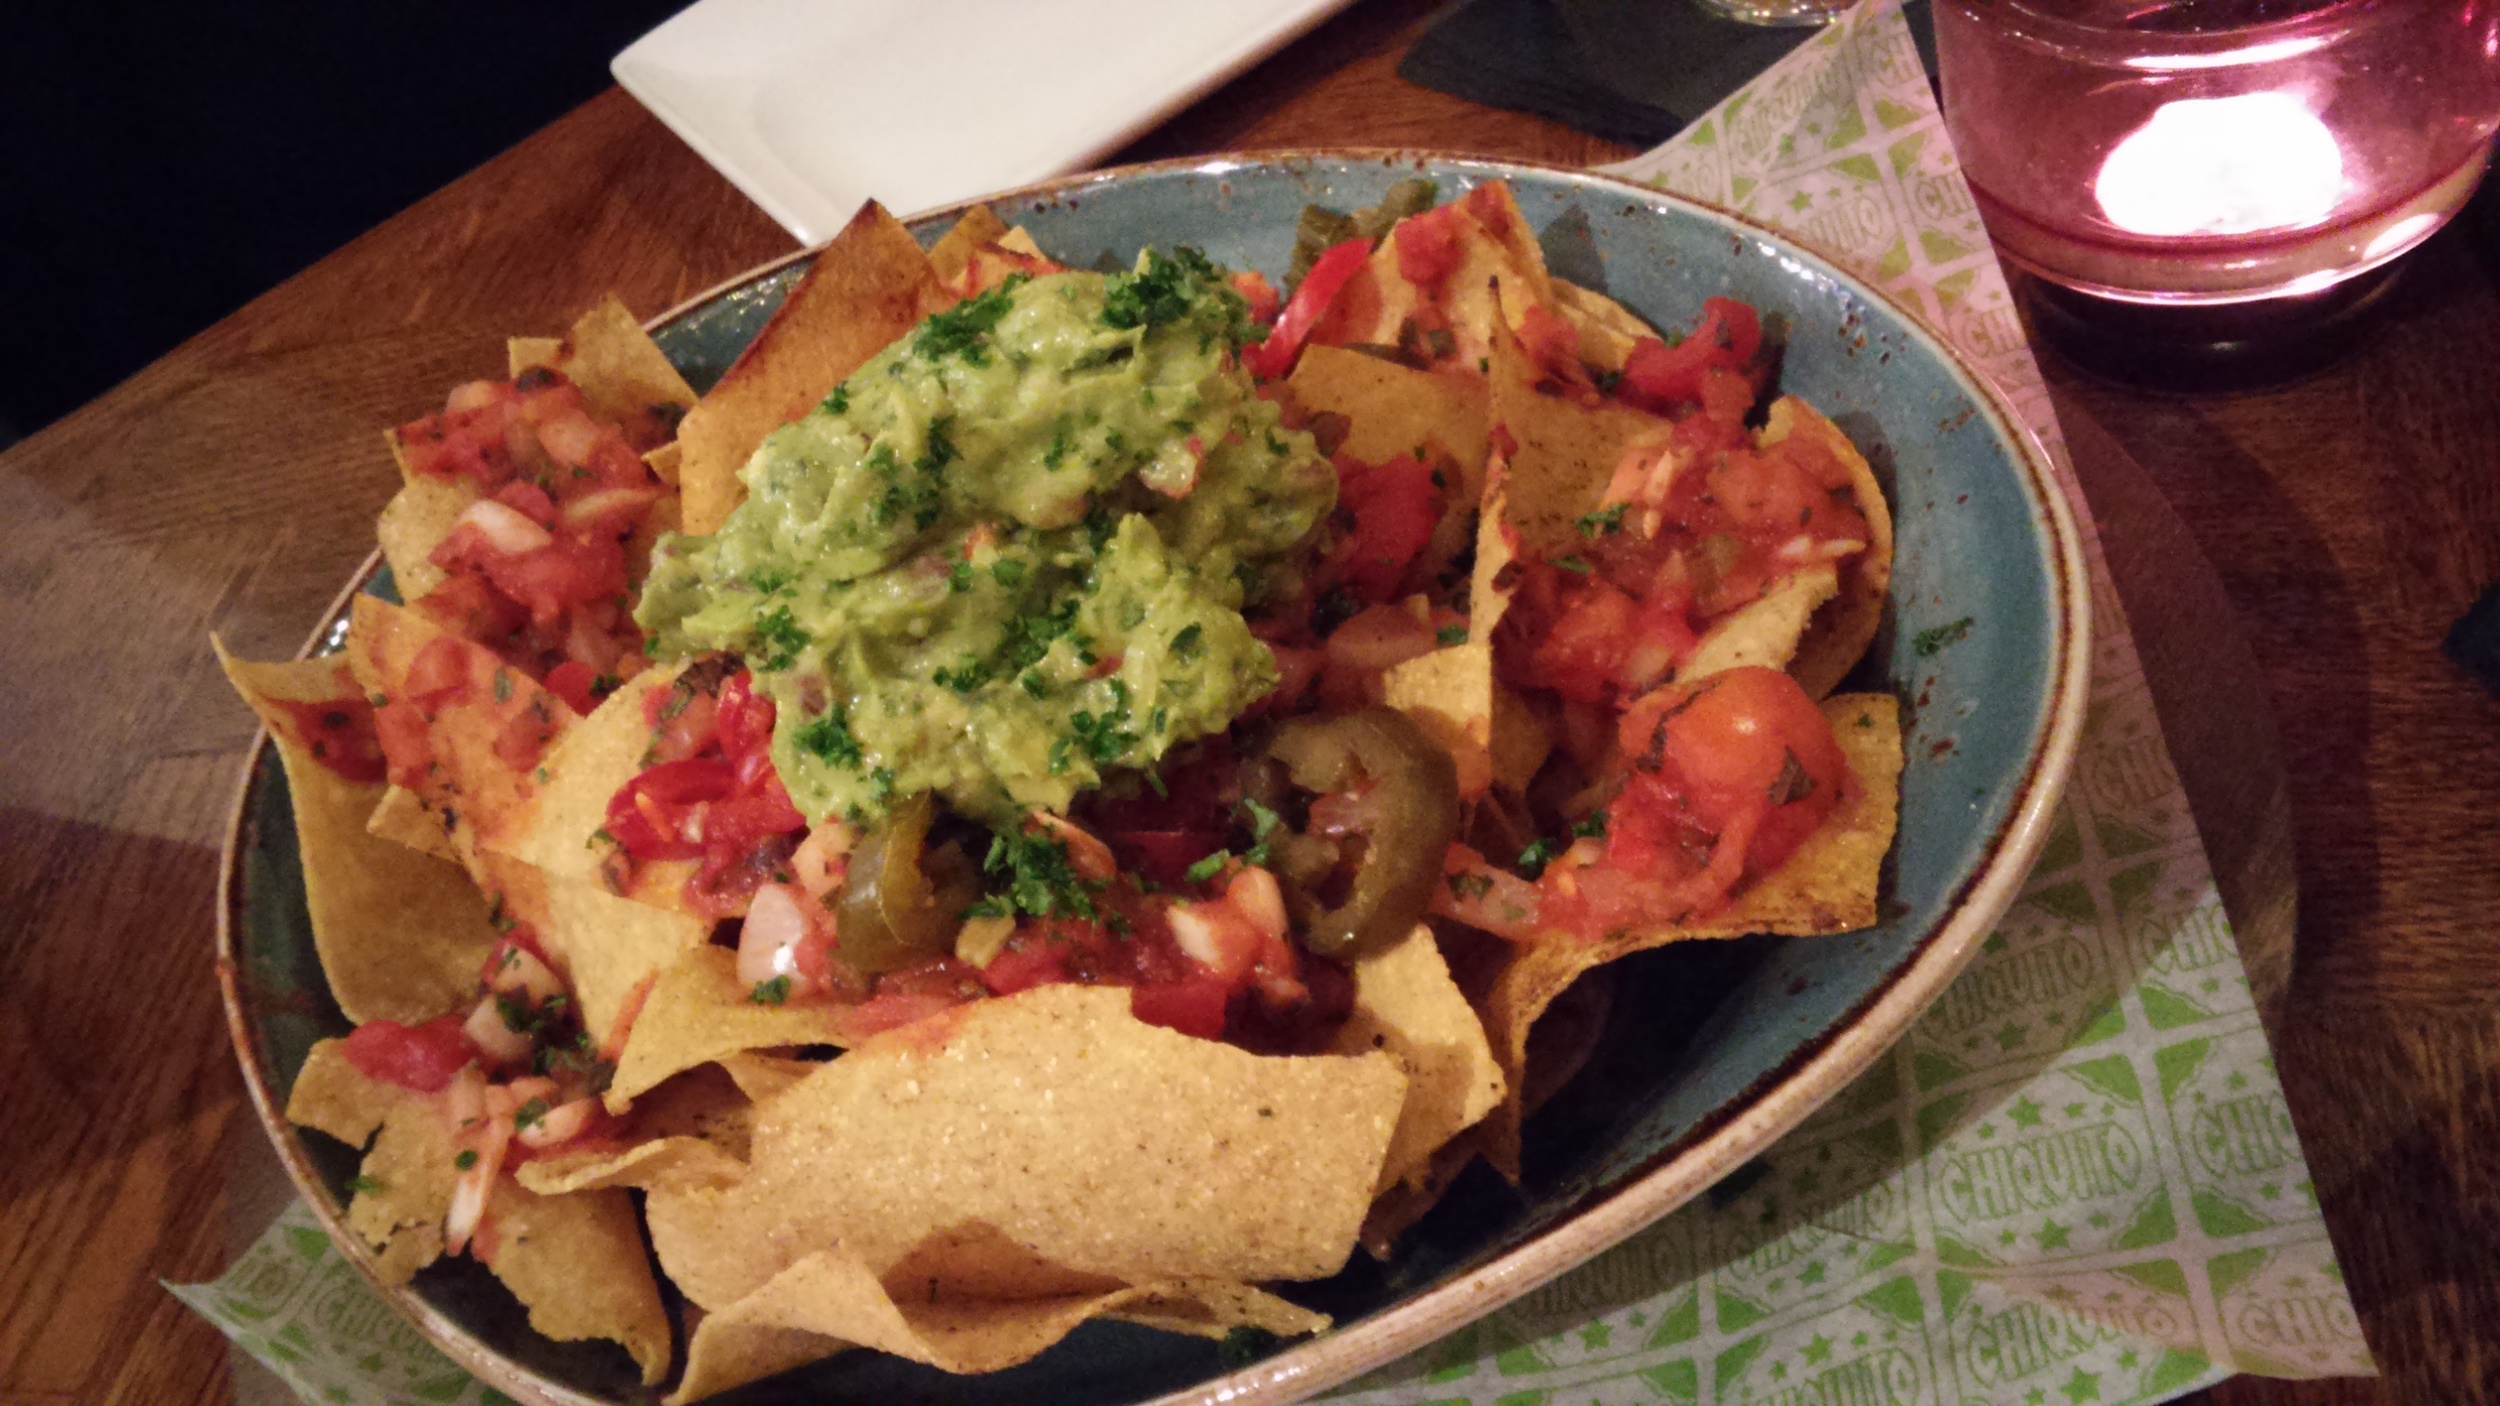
[1688,0,1858,27]
[1936,0,2500,304]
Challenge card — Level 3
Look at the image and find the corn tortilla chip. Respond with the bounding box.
[491,665,694,902]
[1676,564,1840,684]
[476,852,709,1067]
[643,984,1404,1315]
[1379,643,1549,799]
[926,205,1011,284]
[1331,925,1505,1195]
[367,783,456,860]
[1763,397,1896,698]
[1288,346,1490,582]
[1469,694,1902,1178]
[519,1064,757,1197]
[1488,319,1668,560]
[288,1040,458,1284]
[645,439,682,487]
[216,644,497,1024]
[669,1251,1324,1402]
[609,945,859,1109]
[346,597,577,860]
[545,294,699,451]
[374,472,473,603]
[479,1180,673,1384]
[675,201,950,536]
[507,336,562,378]
[1548,280,1652,373]
[1468,452,1523,641]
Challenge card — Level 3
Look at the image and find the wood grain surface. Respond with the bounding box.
[2,0,2494,1401]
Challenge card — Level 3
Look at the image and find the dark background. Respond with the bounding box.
[0,1,693,447]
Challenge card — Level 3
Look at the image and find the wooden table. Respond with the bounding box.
[4,2,2495,1402]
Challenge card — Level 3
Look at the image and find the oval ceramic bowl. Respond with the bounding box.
[220,153,2090,1406]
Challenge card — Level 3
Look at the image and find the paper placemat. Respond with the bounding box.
[173,6,2372,1402]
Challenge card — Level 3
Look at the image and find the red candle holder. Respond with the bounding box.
[1937,0,2500,306]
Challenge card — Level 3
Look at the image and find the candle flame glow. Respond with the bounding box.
[2095,91,2345,238]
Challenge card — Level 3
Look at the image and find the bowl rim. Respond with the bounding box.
[215,147,2093,1406]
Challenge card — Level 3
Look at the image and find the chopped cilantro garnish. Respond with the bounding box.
[1913,617,1975,656]
[1516,837,1564,878]
[513,1097,550,1131]
[796,704,864,769]
[821,383,850,414]
[981,827,1101,920]
[754,605,809,670]
[992,557,1028,588]
[1436,624,1468,646]
[350,1174,384,1194]
[1571,809,1609,839]
[1553,554,1593,575]
[1241,797,1283,866]
[750,976,792,1005]
[933,657,991,693]
[1099,246,1249,348]
[453,1151,478,1171]
[1185,851,1231,884]
[1169,622,1204,659]
[915,275,1026,364]
[1576,503,1628,537]
[948,560,974,593]
[492,670,513,702]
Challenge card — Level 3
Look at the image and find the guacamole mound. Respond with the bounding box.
[637,250,1333,825]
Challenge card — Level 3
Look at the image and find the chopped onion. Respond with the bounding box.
[1228,866,1288,940]
[561,485,661,532]
[536,409,605,468]
[790,819,856,899]
[454,498,552,556]
[445,380,501,413]
[515,1097,598,1150]
[1166,902,1225,971]
[486,944,565,1003]
[738,883,811,988]
[463,994,534,1067]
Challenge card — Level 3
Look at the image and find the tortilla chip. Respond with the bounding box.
[345,597,576,858]
[926,204,1012,284]
[507,336,563,378]
[491,666,692,898]
[1763,397,1896,698]
[477,853,709,1068]
[645,439,682,487]
[644,984,1404,1316]
[1289,346,1490,581]
[1469,694,1902,1178]
[1488,319,1668,559]
[366,784,456,859]
[676,201,950,536]
[1331,926,1505,1195]
[288,1040,458,1283]
[669,1250,1324,1403]
[718,1050,821,1103]
[609,945,858,1109]
[1322,182,1557,371]
[520,1064,757,1197]
[1548,281,1652,374]
[479,1180,674,1384]
[1676,564,1841,684]
[1379,643,1548,799]
[216,644,497,1024]
[1468,452,1523,641]
[374,472,474,603]
[547,294,700,451]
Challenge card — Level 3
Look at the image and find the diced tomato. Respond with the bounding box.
[1515,302,1593,395]
[493,700,562,773]
[1327,453,1443,603]
[1530,577,1641,704]
[603,758,736,861]
[1616,297,1764,414]
[1393,204,1467,290]
[1618,666,1847,877]
[543,661,600,715]
[494,480,558,528]
[1131,974,1231,1040]
[1230,269,1281,326]
[371,696,435,787]
[1249,639,1323,718]
[405,636,474,706]
[1244,236,1373,380]
[341,1016,475,1093]
[270,696,388,786]
[715,672,776,762]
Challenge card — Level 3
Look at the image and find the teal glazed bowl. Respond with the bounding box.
[218,153,2091,1406]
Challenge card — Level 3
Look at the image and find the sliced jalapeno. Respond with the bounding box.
[836,793,978,973]
[1257,707,1460,958]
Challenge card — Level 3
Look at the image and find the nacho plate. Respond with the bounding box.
[220,152,2088,1406]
